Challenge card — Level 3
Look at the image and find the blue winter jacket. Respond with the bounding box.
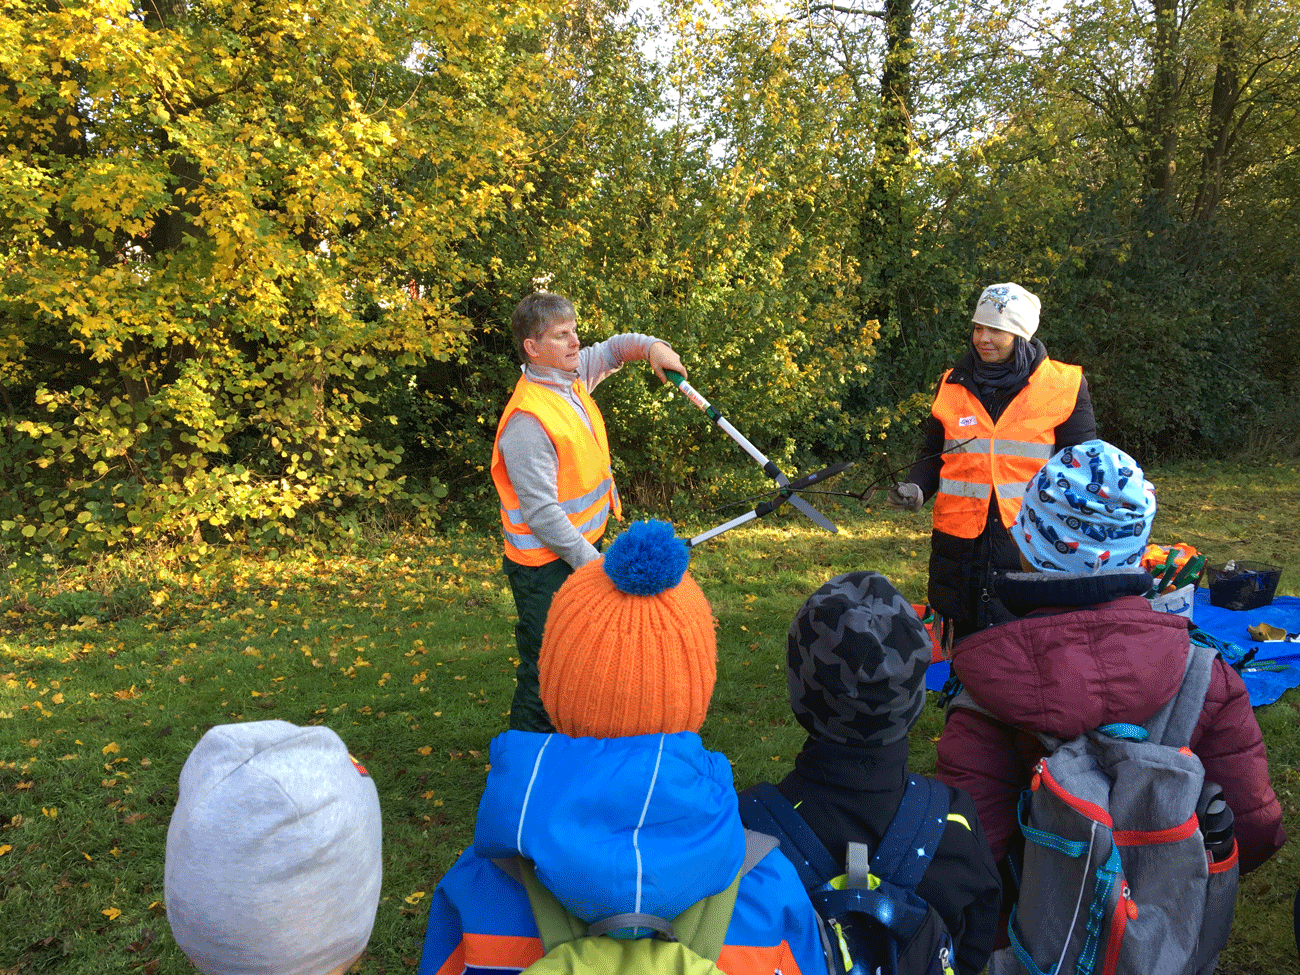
[417,730,829,975]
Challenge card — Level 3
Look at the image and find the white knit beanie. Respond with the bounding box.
[165,721,382,975]
[971,282,1041,340]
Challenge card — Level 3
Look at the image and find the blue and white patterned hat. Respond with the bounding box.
[1014,440,1156,573]
[972,282,1041,340]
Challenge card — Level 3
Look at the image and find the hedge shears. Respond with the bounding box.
[664,369,852,547]
[775,440,975,508]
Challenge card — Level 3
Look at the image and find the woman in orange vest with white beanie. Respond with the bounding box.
[887,283,1095,644]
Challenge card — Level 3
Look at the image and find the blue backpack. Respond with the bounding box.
[739,776,956,975]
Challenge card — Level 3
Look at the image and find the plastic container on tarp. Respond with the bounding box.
[1149,583,1195,621]
[1204,562,1283,611]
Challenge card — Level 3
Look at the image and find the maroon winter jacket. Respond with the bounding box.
[936,581,1286,877]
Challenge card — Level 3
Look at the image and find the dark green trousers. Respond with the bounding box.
[503,556,573,733]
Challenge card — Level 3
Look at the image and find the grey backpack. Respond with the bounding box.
[952,642,1238,975]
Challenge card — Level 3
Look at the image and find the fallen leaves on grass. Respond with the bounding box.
[124,929,157,954]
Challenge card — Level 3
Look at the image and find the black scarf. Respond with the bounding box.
[970,336,1035,396]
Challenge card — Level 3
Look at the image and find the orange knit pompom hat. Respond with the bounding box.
[539,520,717,738]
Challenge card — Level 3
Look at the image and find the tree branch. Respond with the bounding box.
[806,3,886,18]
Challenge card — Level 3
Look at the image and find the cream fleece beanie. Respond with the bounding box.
[971,282,1041,340]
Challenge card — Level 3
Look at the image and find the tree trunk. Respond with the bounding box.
[864,0,915,327]
[1192,0,1250,221]
[1143,0,1181,203]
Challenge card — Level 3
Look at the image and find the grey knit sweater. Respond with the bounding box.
[497,333,660,568]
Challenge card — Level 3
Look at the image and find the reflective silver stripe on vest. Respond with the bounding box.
[503,528,548,550]
[937,478,991,499]
[990,439,1055,460]
[500,478,614,527]
[502,500,612,549]
[571,505,610,537]
[945,438,1053,461]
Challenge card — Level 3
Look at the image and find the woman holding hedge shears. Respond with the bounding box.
[887,283,1096,646]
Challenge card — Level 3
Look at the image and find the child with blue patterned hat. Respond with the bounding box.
[1013,439,1155,573]
[937,439,1285,952]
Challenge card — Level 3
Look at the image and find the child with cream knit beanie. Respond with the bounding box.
[165,720,383,975]
[417,519,830,975]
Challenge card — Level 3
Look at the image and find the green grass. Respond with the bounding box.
[2,461,1298,974]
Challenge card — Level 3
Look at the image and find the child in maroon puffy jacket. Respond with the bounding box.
[936,440,1285,919]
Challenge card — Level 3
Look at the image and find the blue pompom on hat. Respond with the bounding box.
[1014,439,1156,573]
[603,517,690,595]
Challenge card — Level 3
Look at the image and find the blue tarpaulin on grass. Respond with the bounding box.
[1189,587,1300,707]
[925,588,1300,707]
[925,659,951,694]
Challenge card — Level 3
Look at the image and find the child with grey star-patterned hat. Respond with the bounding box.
[742,571,1001,975]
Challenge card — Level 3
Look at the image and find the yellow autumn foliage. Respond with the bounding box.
[0,0,560,548]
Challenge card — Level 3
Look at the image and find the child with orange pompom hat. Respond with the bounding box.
[416,519,831,975]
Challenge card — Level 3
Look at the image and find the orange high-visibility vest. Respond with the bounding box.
[491,375,622,566]
[930,360,1083,539]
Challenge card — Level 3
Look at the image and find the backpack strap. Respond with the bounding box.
[742,780,951,966]
[510,830,775,961]
[737,782,840,890]
[513,857,598,952]
[869,774,951,890]
[811,879,933,945]
[740,828,781,873]
[586,913,677,939]
[665,830,779,961]
[1143,641,1216,748]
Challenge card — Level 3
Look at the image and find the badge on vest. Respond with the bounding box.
[959,416,977,427]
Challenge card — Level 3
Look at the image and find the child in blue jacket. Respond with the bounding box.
[417,520,830,975]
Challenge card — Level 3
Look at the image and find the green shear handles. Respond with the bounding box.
[1146,552,1206,597]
